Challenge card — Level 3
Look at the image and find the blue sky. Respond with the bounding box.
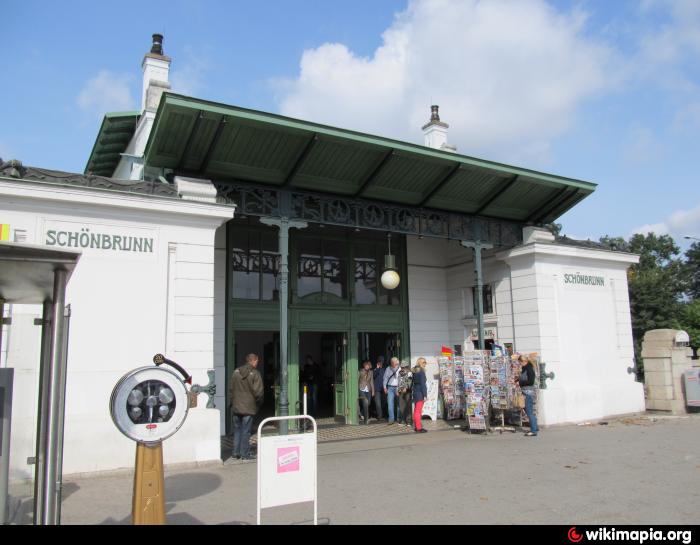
[1,0,699,248]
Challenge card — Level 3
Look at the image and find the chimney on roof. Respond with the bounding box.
[422,105,457,153]
[151,33,164,55]
[141,33,171,112]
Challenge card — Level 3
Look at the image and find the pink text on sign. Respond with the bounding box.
[277,446,300,473]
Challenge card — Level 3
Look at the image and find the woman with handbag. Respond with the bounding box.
[412,358,428,433]
[518,355,538,437]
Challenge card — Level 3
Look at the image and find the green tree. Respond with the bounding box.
[599,235,629,252]
[600,232,686,376]
[684,241,700,300]
[544,222,563,237]
[675,300,700,358]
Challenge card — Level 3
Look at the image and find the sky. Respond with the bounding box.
[1,0,699,249]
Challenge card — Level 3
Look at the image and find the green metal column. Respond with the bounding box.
[460,241,493,350]
[262,208,307,435]
[347,329,358,425]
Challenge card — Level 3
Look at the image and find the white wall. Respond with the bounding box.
[406,237,449,364]
[213,224,227,433]
[0,179,232,478]
[407,237,516,361]
[445,242,515,351]
[501,243,645,425]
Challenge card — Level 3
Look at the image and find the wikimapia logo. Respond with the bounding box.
[567,527,693,544]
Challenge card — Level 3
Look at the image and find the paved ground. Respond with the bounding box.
[9,414,700,524]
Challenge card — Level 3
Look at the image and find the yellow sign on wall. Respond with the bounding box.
[0,224,9,241]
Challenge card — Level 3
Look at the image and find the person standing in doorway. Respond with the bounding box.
[372,356,386,420]
[518,355,538,437]
[397,361,413,427]
[229,353,264,460]
[301,355,320,417]
[412,357,428,433]
[383,357,400,425]
[358,359,375,424]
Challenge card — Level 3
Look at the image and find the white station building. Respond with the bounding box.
[0,36,645,478]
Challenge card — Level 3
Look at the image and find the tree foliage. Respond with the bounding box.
[685,241,700,301]
[599,232,687,373]
[675,299,700,352]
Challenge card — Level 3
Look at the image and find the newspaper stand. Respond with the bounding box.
[488,355,518,434]
[256,415,318,525]
[464,351,490,435]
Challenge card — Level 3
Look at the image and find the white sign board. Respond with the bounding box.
[421,379,439,421]
[257,416,317,524]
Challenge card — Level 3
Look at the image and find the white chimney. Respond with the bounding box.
[141,33,171,112]
[422,105,457,152]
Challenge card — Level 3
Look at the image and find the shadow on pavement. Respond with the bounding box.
[163,472,222,502]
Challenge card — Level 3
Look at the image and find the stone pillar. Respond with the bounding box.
[642,329,693,414]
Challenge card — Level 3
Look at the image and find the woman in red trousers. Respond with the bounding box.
[412,357,428,433]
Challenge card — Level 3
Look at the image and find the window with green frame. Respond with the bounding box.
[292,232,401,306]
[353,241,400,306]
[296,237,348,302]
[231,228,280,301]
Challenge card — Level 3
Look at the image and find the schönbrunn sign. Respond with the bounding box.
[43,219,157,258]
[563,272,605,287]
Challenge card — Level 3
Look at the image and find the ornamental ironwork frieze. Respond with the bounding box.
[214,181,522,248]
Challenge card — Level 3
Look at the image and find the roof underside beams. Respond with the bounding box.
[144,94,596,224]
[85,112,139,176]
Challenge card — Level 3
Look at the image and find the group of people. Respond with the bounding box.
[358,355,429,433]
[359,353,539,438]
[226,350,539,461]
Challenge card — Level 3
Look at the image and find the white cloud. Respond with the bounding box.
[631,202,700,239]
[170,46,212,97]
[275,0,615,166]
[640,0,700,61]
[77,70,135,119]
[634,0,700,96]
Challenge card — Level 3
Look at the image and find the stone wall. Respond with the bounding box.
[643,329,694,414]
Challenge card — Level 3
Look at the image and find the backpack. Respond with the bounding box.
[398,370,413,394]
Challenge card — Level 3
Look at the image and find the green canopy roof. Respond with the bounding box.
[143,93,596,224]
[85,111,139,176]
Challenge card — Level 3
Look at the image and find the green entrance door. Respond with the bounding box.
[322,333,347,422]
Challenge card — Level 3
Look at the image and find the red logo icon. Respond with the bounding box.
[146,424,157,430]
[568,527,583,543]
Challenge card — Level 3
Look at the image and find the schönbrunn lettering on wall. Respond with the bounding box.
[43,219,157,260]
[562,272,605,287]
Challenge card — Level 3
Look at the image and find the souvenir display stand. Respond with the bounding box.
[463,351,490,434]
[436,348,539,435]
[438,356,465,420]
[488,355,519,434]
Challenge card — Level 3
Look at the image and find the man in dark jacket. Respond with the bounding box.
[229,353,264,460]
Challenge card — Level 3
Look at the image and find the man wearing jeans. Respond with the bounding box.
[383,357,400,425]
[229,353,264,460]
